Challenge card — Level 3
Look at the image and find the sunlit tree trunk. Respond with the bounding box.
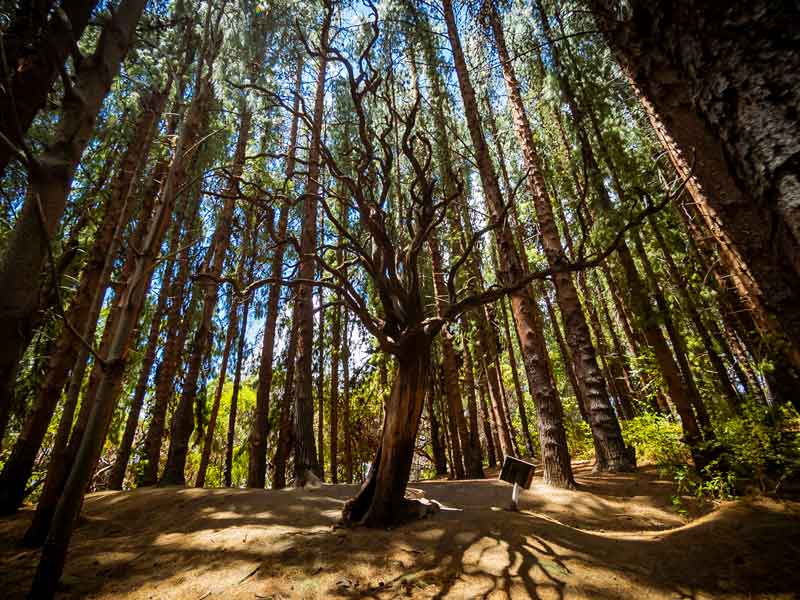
[443,0,574,487]
[160,106,249,486]
[293,8,332,487]
[590,0,800,389]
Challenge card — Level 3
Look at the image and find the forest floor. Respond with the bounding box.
[1,462,799,599]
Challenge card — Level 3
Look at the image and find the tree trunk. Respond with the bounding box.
[429,232,473,478]
[426,374,448,476]
[488,1,632,472]
[160,106,248,487]
[315,286,326,480]
[194,290,238,488]
[443,0,574,487]
[0,0,98,174]
[342,314,353,484]
[137,91,211,487]
[272,302,300,490]
[0,0,146,450]
[342,333,432,527]
[477,364,499,469]
[106,263,171,491]
[225,259,254,488]
[591,0,800,378]
[27,43,181,600]
[329,292,342,485]
[292,9,331,487]
[0,87,166,508]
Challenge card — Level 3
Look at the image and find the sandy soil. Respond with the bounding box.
[1,462,798,599]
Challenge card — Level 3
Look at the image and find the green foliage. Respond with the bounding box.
[709,402,800,493]
[621,413,690,466]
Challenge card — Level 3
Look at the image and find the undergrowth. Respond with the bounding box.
[621,404,800,514]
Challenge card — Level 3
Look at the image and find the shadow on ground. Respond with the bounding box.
[0,464,798,599]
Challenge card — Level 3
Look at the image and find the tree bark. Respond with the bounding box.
[342,313,353,484]
[292,8,331,487]
[342,334,432,527]
[591,0,800,381]
[0,85,166,508]
[160,107,249,486]
[0,0,145,449]
[272,301,300,490]
[225,259,254,488]
[106,264,171,491]
[443,0,574,487]
[488,1,632,472]
[195,296,237,488]
[0,0,99,174]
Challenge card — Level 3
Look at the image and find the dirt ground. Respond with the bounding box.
[1,462,799,599]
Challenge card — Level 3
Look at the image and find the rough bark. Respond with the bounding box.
[272,302,300,490]
[428,232,473,478]
[292,9,331,487]
[443,0,574,487]
[225,260,254,488]
[0,0,98,174]
[491,2,632,471]
[106,264,171,491]
[27,20,181,595]
[159,107,249,487]
[195,297,237,488]
[0,0,144,448]
[0,86,166,508]
[342,335,432,527]
[591,0,800,382]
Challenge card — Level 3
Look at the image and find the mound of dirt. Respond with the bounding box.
[1,463,798,599]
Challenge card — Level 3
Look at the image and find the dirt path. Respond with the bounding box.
[1,463,798,599]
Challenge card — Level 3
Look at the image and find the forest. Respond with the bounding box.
[0,0,799,598]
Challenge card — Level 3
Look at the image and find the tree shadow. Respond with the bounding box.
[0,475,797,599]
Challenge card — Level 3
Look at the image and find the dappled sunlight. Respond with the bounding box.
[1,470,798,599]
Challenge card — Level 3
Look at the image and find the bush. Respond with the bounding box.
[621,413,690,466]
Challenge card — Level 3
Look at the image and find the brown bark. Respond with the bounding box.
[488,1,631,472]
[272,301,300,490]
[160,107,249,486]
[591,1,800,388]
[195,296,238,488]
[0,0,98,174]
[426,372,448,476]
[459,324,486,473]
[106,264,171,491]
[477,359,498,468]
[247,62,302,488]
[443,0,574,487]
[342,334,432,526]
[428,231,473,478]
[649,215,742,411]
[27,15,180,591]
[292,8,332,487]
[0,85,166,509]
[315,286,326,480]
[0,0,144,446]
[342,313,353,484]
[137,83,212,487]
[225,258,254,488]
